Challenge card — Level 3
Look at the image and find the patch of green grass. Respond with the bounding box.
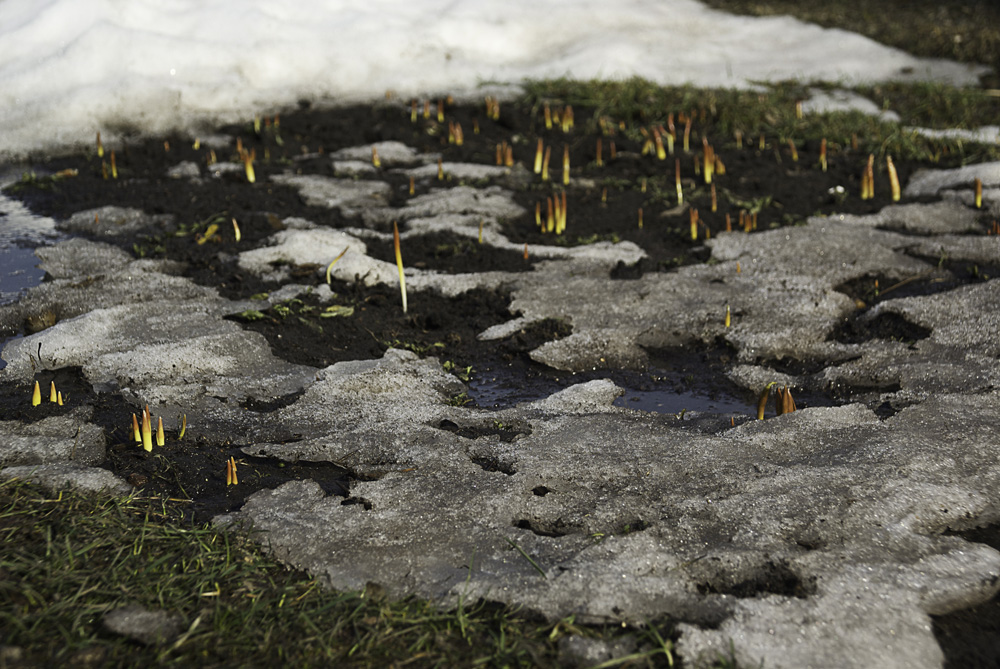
[854,81,1000,129]
[447,391,473,407]
[0,478,678,667]
[442,360,474,382]
[172,212,229,238]
[234,309,267,321]
[2,169,78,194]
[380,338,446,356]
[132,236,167,258]
[522,77,1000,165]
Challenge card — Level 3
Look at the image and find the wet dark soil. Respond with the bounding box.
[1,95,995,557]
[0,366,350,522]
[3,93,1000,667]
[935,524,1000,668]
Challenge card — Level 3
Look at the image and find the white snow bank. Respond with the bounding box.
[0,0,987,159]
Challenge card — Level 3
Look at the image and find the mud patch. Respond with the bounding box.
[0,366,349,522]
[228,282,513,371]
[828,310,932,345]
[834,258,999,310]
[934,523,1000,669]
[437,418,530,442]
[514,518,570,538]
[365,230,531,273]
[696,559,816,599]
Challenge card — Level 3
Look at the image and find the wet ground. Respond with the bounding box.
[2,95,994,508]
[2,94,999,665]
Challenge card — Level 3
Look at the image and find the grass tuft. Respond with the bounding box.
[522,77,1000,165]
[0,479,677,667]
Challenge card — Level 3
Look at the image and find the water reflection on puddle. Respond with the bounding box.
[1,245,45,306]
[0,170,65,369]
[0,169,66,296]
[468,371,753,417]
[613,387,752,415]
[1,178,61,299]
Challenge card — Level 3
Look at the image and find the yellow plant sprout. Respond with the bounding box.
[776,387,797,416]
[654,128,666,160]
[561,105,573,132]
[887,156,900,202]
[757,382,777,420]
[786,139,798,162]
[557,191,567,234]
[393,221,407,314]
[675,159,683,205]
[866,154,875,200]
[226,457,239,485]
[243,150,255,183]
[326,247,349,285]
[702,139,714,184]
[141,406,153,452]
[31,381,41,406]
[196,223,219,245]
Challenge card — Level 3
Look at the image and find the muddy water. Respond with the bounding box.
[0,171,65,369]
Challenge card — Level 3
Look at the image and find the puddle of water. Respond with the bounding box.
[468,369,754,417]
[0,170,63,295]
[467,373,566,410]
[1,245,45,306]
[0,169,66,370]
[613,388,752,415]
